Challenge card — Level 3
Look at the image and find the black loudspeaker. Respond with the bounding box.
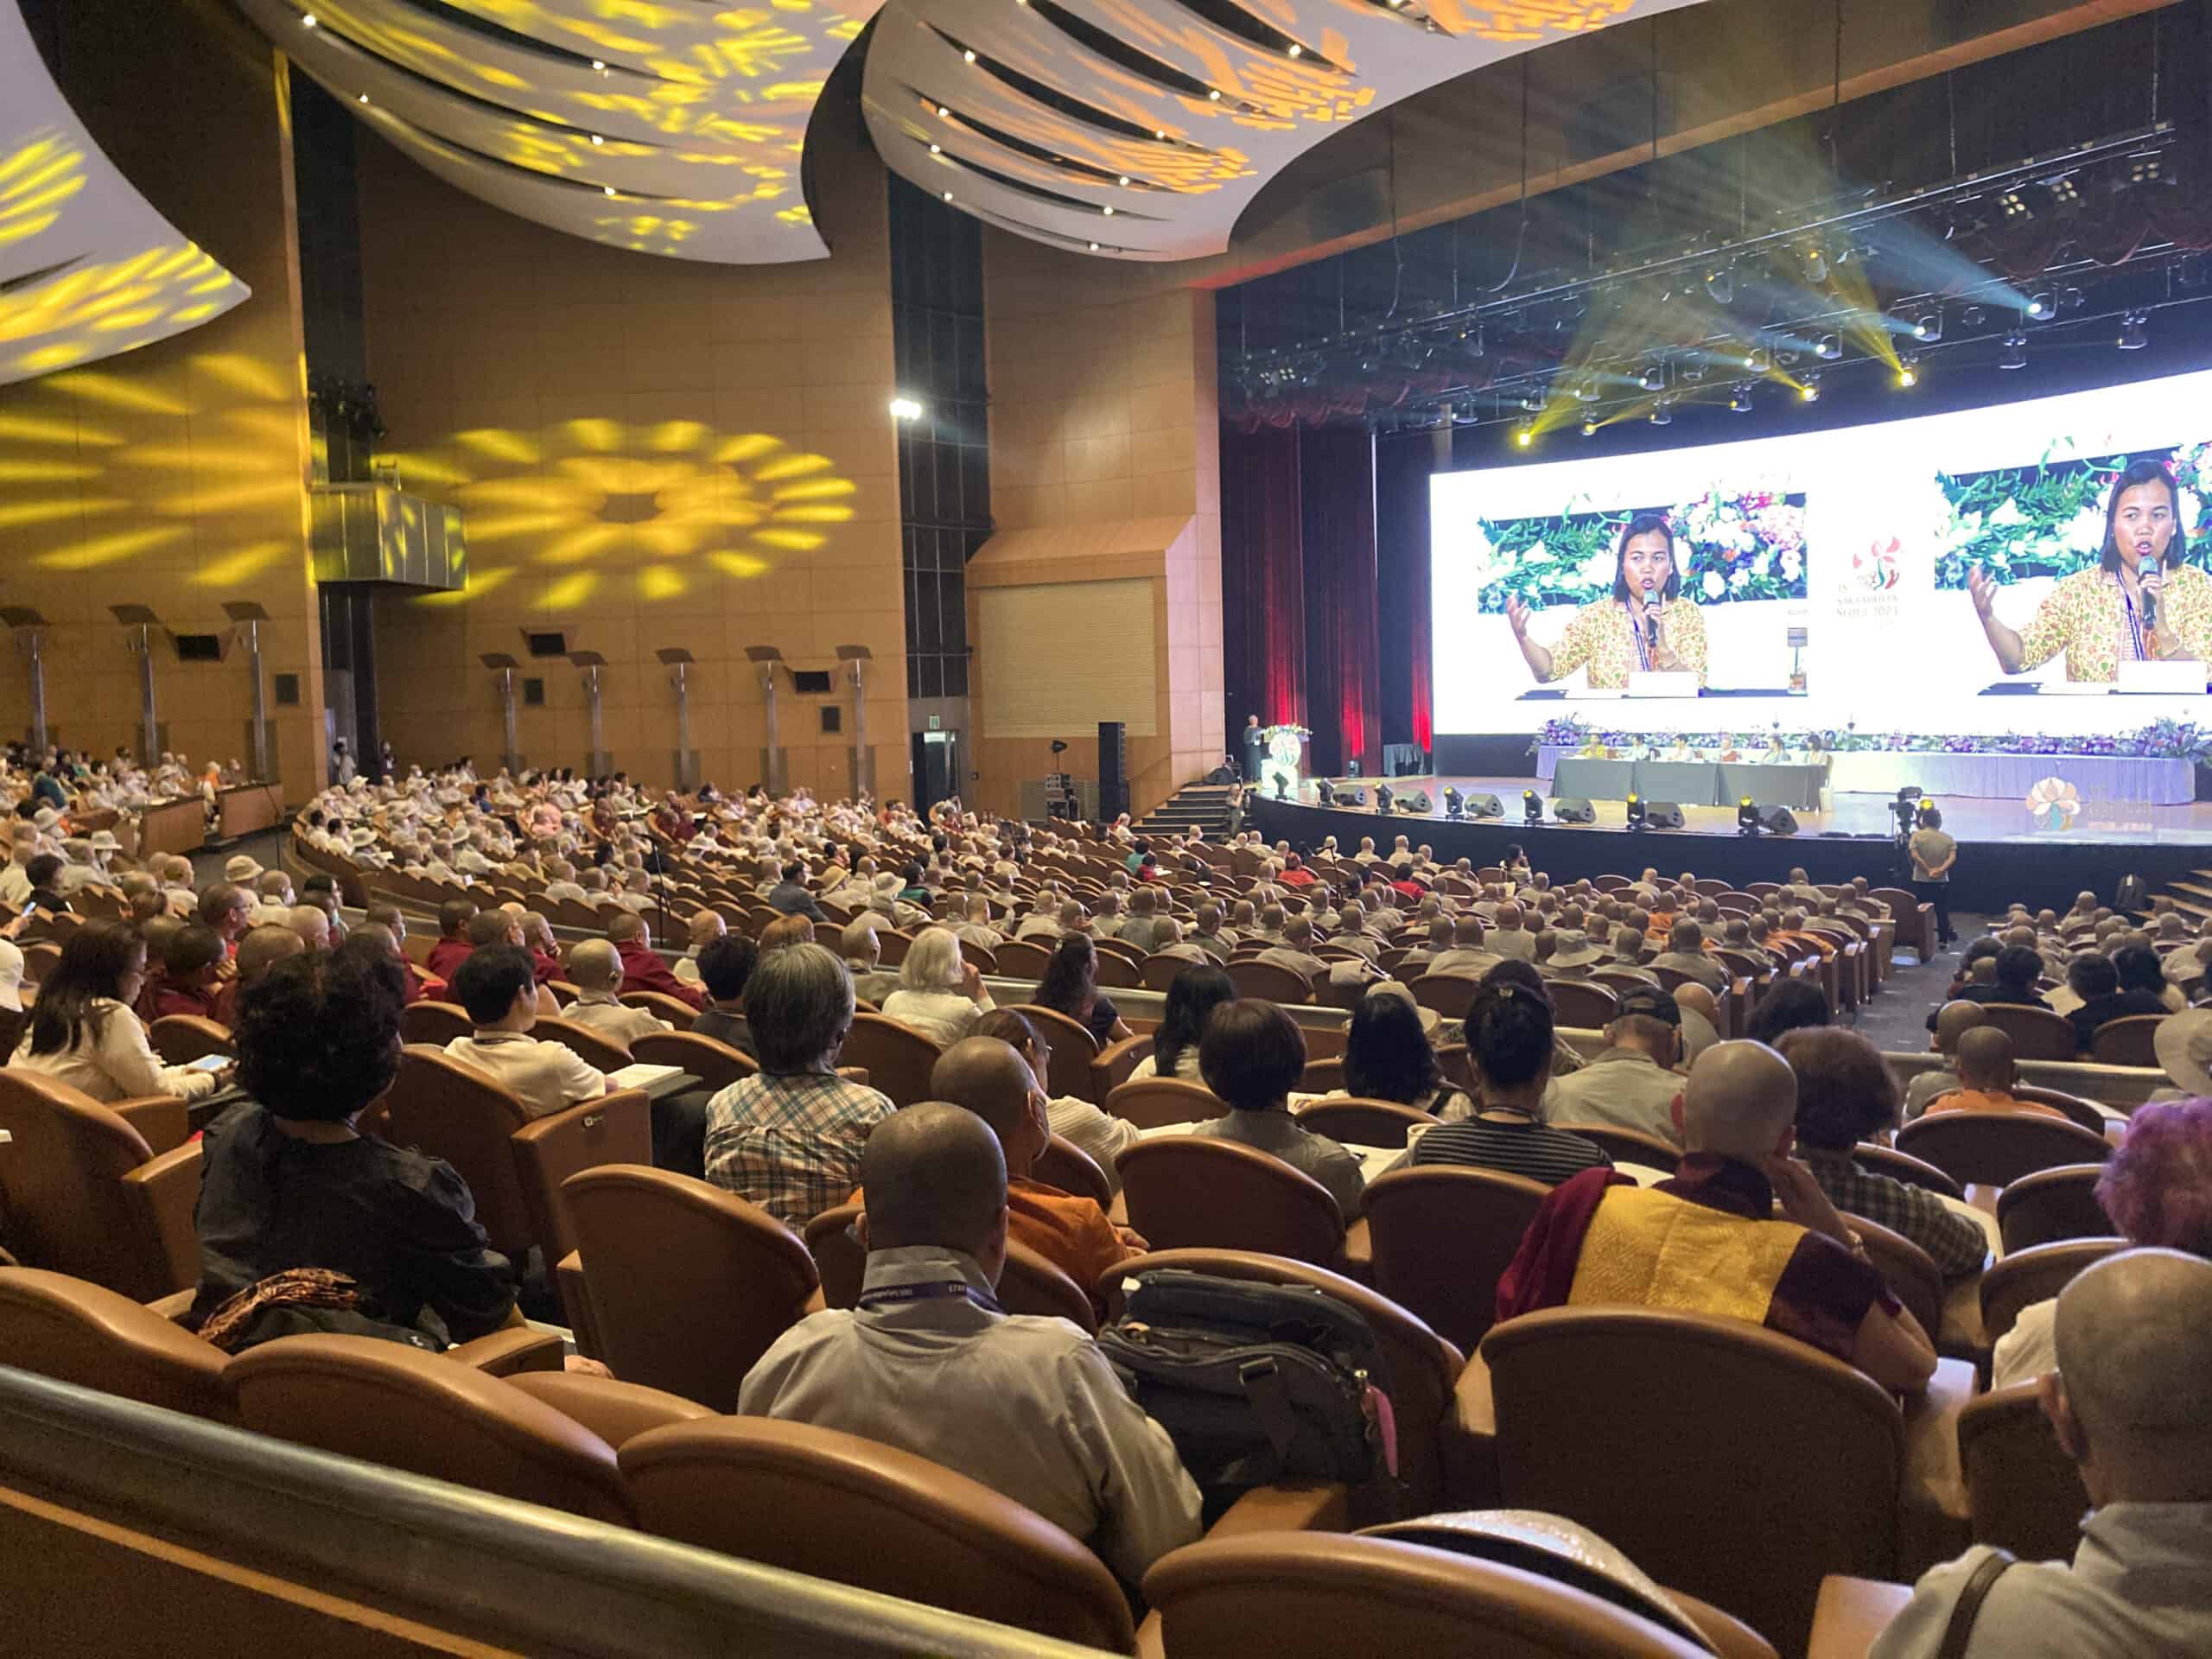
[1645,801,1686,830]
[1402,791,1433,813]
[1098,721,1128,820]
[1552,798,1596,824]
[1760,805,1800,836]
[1469,792,1504,818]
[1337,786,1367,805]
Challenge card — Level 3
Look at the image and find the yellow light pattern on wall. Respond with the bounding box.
[384,417,858,608]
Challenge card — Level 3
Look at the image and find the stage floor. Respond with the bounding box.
[1281,776,2212,848]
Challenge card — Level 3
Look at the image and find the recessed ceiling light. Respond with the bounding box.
[1088,241,1100,251]
[1101,205,1114,216]
[301,12,317,26]
[603,185,616,197]
[589,134,603,145]
[1117,175,1130,186]
[356,92,369,104]
[1287,43,1302,57]
[1154,129,1166,140]
[929,143,941,155]
[943,190,953,201]
[963,48,976,62]
[936,105,949,118]
[590,59,607,71]
[1206,89,1221,101]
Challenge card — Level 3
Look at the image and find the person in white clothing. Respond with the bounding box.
[880,926,995,1048]
[442,944,610,1120]
[1871,1249,2212,1659]
[10,920,223,1103]
[559,938,674,1050]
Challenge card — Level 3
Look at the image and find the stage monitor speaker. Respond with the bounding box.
[1338,786,1367,805]
[1097,721,1128,820]
[1469,793,1503,818]
[1552,797,1595,824]
[1645,801,1686,830]
[1760,805,1800,836]
[1402,791,1433,813]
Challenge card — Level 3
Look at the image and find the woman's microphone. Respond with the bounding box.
[1643,578,1662,646]
[2142,563,2162,634]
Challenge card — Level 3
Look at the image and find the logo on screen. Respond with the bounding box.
[1853,537,1903,593]
[2025,777,2082,830]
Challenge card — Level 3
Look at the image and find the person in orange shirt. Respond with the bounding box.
[1775,906,1839,962]
[855,1036,1145,1318]
[1923,1027,2069,1121]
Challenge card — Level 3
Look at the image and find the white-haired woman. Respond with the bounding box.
[880,925,995,1046]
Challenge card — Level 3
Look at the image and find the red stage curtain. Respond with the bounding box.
[1222,423,1306,729]
[1299,426,1382,778]
[1376,430,1438,754]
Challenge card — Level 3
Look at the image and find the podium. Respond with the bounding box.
[1260,726,1308,798]
[1625,671,1700,699]
[2116,660,2207,694]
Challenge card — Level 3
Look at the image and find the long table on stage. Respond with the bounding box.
[1548,755,1827,809]
[1826,749,2196,804]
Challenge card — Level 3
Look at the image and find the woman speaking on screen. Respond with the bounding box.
[1505,512,1709,690]
[1968,459,2212,680]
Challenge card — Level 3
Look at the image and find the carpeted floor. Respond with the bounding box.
[1851,914,1998,1053]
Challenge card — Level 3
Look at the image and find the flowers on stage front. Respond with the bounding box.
[1469,488,1810,613]
[1532,712,2212,768]
[2025,777,2082,830]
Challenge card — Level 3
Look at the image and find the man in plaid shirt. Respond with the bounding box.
[1778,1027,1989,1278]
[705,942,895,1227]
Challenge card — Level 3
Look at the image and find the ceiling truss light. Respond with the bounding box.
[1513,423,1533,448]
[1745,345,1771,373]
[1649,401,1672,427]
[1815,333,1841,361]
[889,396,925,421]
[1704,265,1733,304]
[1639,361,1667,392]
[1913,311,1943,341]
[1897,355,1919,389]
[1799,376,1821,403]
[1729,385,1755,413]
[2026,291,2054,319]
[1999,333,2028,370]
[2119,312,2150,352]
[1799,243,1828,284]
[1581,417,1599,437]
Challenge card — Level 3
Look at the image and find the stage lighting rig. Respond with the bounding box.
[1625,794,1648,831]
[1729,385,1756,413]
[1522,790,1543,824]
[1738,797,1761,836]
[1375,782,1395,814]
[1316,779,1335,806]
[1999,334,2029,371]
[1444,787,1465,820]
[2119,313,2150,352]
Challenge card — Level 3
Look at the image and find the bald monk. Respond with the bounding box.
[607,910,705,1010]
[559,938,673,1048]
[1908,1001,1987,1119]
[1923,1027,2069,1121]
[1870,1249,2212,1657]
[1497,1040,1938,1394]
[1669,980,1722,1069]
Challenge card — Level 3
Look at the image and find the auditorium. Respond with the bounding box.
[2,0,2209,1654]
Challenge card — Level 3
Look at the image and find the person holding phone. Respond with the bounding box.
[10,920,226,1103]
[1507,512,1710,690]
[1968,459,2212,681]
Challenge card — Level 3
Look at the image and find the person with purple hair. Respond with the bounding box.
[1992,1098,2212,1388]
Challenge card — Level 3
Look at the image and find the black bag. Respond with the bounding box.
[1096,1269,1394,1504]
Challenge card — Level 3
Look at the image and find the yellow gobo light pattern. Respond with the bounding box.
[0,0,251,386]
[385,416,858,608]
[236,0,881,264]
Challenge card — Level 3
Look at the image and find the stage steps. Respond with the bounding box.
[1135,783,1235,841]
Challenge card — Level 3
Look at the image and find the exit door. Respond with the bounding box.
[912,729,958,813]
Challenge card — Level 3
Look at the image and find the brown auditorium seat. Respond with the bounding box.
[804,1201,867,1309]
[999,1241,1096,1332]
[1410,974,1480,1019]
[1483,1306,1913,1657]
[118,1140,204,1300]
[873,929,915,967]
[1980,1238,2124,1351]
[1435,1044,1474,1092]
[994,938,1052,979]
[1548,981,1620,1031]
[632,1028,755,1092]
[1090,1034,1154,1097]
[1141,955,1186,992]
[1847,1215,1946,1348]
[1104,1077,1220,1130]
[1032,1135,1112,1208]
[1896,1111,2112,1188]
[510,1088,654,1325]
[1850,1141,1961,1198]
[840,1013,942,1108]
[1363,1164,1548,1357]
[227,1333,635,1524]
[533,1015,633,1072]
[1102,1248,1463,1518]
[503,1370,715,1450]
[562,1165,819,1411]
[1995,1165,2112,1253]
[619,1417,1138,1653]
[146,1014,233,1065]
[2087,1014,2161,1066]
[1298,1099,1434,1149]
[620,989,697,1030]
[19,939,60,984]
[1117,1137,1345,1269]
[1552,1124,1681,1174]
[397,1000,474,1046]
[0,1070,192,1300]
[2005,1086,2113,1135]
[1090,950,1141,990]
[1871,888,1931,957]
[1300,1056,1345,1093]
[0,1268,233,1421]
[1227,959,1314,1004]
[1143,1532,1772,1659]
[1973,1002,2078,1062]
[1956,1383,2091,1563]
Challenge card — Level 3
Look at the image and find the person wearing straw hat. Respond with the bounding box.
[2148,1007,2212,1104]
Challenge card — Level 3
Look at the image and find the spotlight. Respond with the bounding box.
[1799,243,1827,285]
[1088,241,1100,251]
[1101,206,1114,216]
[1745,345,1771,373]
[936,105,950,118]
[2119,312,2149,352]
[1456,325,1484,358]
[1897,355,1919,389]
[602,184,616,197]
[929,143,941,154]
[1518,389,1545,413]
[591,59,607,72]
[1798,377,1821,404]
[1523,790,1543,824]
[1287,42,1302,57]
[1443,787,1465,820]
[1513,423,1534,448]
[1208,89,1222,100]
[942,190,954,202]
[1997,188,2031,220]
[1117,175,1131,186]
[1639,361,1668,392]
[888,396,925,420]
[358,92,370,105]
[1582,418,1600,438]
[1961,303,1986,326]
[1737,797,1761,836]
[1815,334,1841,361]
[1729,385,1755,413]
[1649,401,1672,427]
[301,10,317,24]
[1913,311,1942,342]
[590,133,604,145]
[1999,333,2028,371]
[2025,291,2054,319]
[1573,379,1599,402]
[1626,794,1647,830]
[963,48,976,61]
[1704,265,1734,304]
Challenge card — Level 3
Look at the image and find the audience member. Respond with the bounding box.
[758,912,815,955]
[423,899,478,983]
[975,1007,1139,1192]
[1652,918,1726,991]
[560,938,672,1047]
[1412,980,1610,1185]
[838,917,901,1007]
[154,924,226,1020]
[442,945,609,1119]
[737,1103,1201,1583]
[1541,986,1684,1147]
[1923,1027,2068,1120]
[2066,950,2170,1052]
[689,933,759,1057]
[880,925,995,1046]
[607,911,706,1010]
[188,946,518,1353]
[213,924,307,1025]
[1779,1027,1988,1278]
[1033,934,1132,1047]
[1909,1001,1986,1118]
[1192,1000,1364,1219]
[1745,977,1832,1046]
[703,942,894,1227]
[11,920,222,1103]
[1128,963,1232,1084]
[1497,1041,1937,1394]
[1341,988,1470,1117]
[1872,1249,2212,1657]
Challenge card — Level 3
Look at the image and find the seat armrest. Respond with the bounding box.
[1808,1575,1913,1659]
[1897,1357,1975,1577]
[111,1096,190,1156]
[504,1371,713,1447]
[555,1248,599,1357]
[1668,1588,1782,1659]
[448,1326,566,1376]
[1201,1480,1349,1541]
[1440,1349,1498,1508]
[143,1287,196,1322]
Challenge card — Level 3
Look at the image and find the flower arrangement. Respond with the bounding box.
[1531,713,2212,766]
[1932,448,2207,591]
[1469,489,1809,613]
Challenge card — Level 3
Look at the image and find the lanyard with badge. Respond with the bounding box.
[858,1279,1003,1315]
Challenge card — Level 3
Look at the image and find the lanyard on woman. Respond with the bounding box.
[1628,602,1654,671]
[2116,573,2150,662]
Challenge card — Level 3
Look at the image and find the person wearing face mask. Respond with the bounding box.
[1504,512,1710,690]
[1968,458,2212,682]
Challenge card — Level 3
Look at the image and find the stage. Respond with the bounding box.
[1249,776,2212,912]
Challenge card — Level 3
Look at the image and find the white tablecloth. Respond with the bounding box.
[1826,749,2194,805]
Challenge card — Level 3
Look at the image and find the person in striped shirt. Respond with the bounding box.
[1411,978,1611,1186]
